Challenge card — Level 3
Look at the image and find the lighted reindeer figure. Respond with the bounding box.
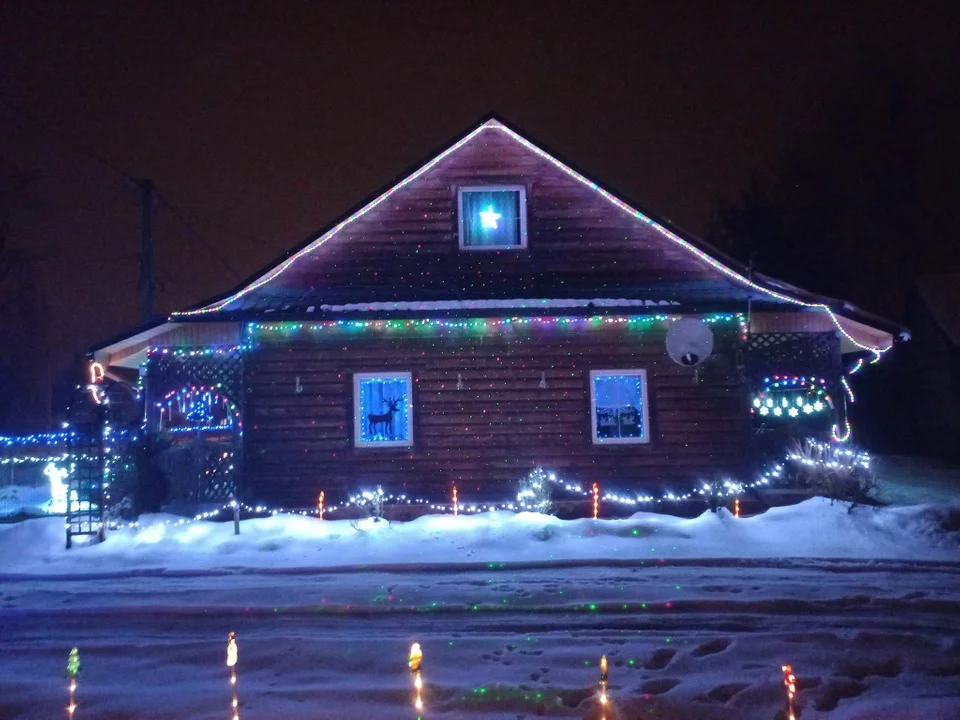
[368,397,402,439]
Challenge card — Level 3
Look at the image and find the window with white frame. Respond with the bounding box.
[353,372,413,448]
[589,369,650,444]
[458,185,527,250]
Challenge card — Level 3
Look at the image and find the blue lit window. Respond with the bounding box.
[589,370,650,444]
[354,372,413,448]
[458,185,527,250]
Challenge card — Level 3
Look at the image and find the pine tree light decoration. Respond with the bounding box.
[409,643,424,712]
[517,467,553,514]
[66,647,80,719]
[227,632,239,720]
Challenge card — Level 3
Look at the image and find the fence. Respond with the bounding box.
[0,426,139,531]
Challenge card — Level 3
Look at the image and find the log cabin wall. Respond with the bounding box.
[244,321,748,507]
[224,124,753,313]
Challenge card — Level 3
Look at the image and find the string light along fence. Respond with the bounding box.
[100,438,869,537]
[1,431,76,518]
[105,470,768,534]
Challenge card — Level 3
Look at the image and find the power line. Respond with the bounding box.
[155,190,240,279]
[158,197,268,248]
[0,96,138,186]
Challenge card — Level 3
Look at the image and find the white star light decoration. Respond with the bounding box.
[478,205,502,229]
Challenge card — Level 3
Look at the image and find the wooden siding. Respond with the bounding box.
[228,127,754,312]
[244,323,748,506]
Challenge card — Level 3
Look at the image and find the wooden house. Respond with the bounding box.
[91,116,904,510]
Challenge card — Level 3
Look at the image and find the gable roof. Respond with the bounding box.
[165,114,900,356]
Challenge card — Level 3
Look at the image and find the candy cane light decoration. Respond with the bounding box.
[782,664,797,720]
[409,643,424,712]
[227,632,239,720]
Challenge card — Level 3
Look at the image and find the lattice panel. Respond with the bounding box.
[146,348,244,501]
[747,332,840,381]
[67,408,105,547]
[147,348,244,407]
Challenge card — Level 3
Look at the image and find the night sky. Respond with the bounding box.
[0,1,957,429]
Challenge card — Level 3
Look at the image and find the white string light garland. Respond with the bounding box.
[171,120,893,361]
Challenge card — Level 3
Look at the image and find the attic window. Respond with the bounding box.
[458,185,527,250]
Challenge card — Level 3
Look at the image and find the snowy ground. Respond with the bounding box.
[2,499,959,719]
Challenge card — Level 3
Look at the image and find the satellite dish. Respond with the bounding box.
[666,318,715,368]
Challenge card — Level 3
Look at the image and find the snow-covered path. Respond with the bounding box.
[3,560,960,719]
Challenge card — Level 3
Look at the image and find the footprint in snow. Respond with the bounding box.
[644,648,676,670]
[693,637,731,657]
[697,682,751,704]
[816,677,866,711]
[640,678,680,695]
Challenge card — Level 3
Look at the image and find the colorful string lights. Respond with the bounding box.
[840,377,855,403]
[247,313,744,340]
[831,418,852,443]
[317,491,324,520]
[592,482,600,520]
[171,119,892,360]
[1,430,77,447]
[751,376,833,419]
[734,497,740,518]
[452,484,458,517]
[157,386,238,433]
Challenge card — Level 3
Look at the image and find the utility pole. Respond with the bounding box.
[138,179,155,323]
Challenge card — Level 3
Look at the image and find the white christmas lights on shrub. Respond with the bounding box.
[786,439,870,471]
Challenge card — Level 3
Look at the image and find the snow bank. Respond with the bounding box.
[1,498,957,577]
